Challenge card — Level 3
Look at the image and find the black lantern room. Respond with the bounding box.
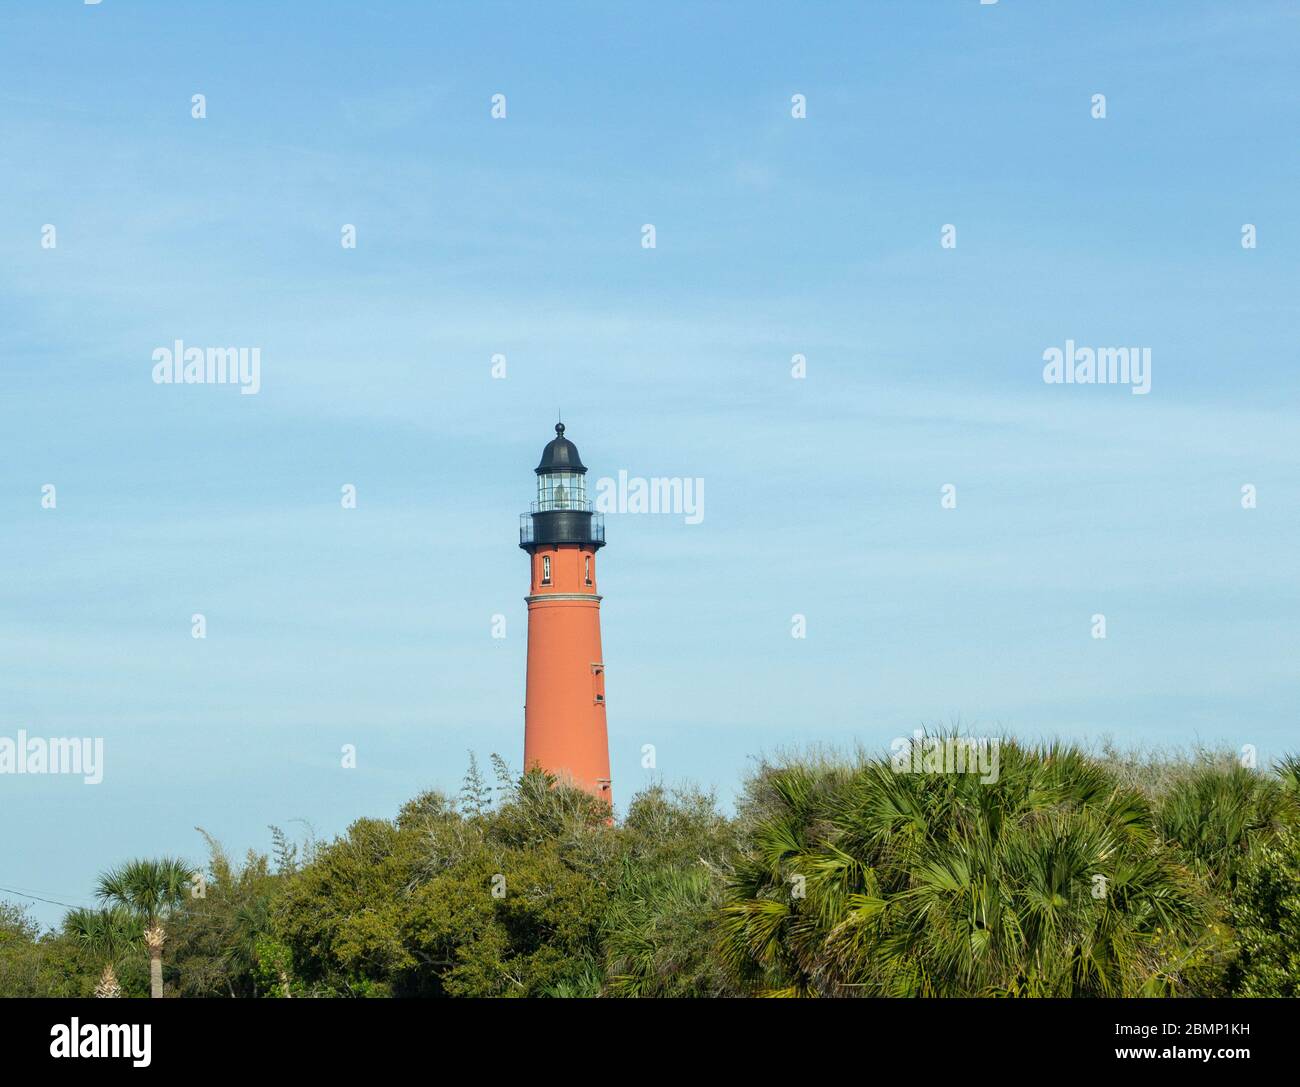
[520,423,606,552]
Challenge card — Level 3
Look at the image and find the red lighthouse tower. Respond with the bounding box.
[519,423,611,802]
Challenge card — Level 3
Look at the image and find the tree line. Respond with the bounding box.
[3,738,1298,998]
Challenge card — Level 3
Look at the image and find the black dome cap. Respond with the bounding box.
[535,422,587,474]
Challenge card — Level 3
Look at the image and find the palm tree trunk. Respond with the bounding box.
[144,923,166,998]
[149,949,163,998]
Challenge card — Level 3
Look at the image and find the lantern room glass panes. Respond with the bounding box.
[536,471,586,511]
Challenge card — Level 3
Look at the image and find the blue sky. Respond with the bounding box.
[2,1,1298,928]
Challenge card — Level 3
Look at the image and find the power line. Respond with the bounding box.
[0,884,92,912]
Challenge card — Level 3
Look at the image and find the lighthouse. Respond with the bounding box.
[519,423,612,802]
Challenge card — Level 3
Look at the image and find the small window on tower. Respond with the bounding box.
[584,555,592,585]
[541,555,551,585]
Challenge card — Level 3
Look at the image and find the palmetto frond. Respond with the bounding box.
[64,906,143,958]
[95,856,196,923]
[722,734,1217,997]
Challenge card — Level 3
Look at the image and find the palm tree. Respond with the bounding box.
[1154,762,1291,891]
[720,737,1209,996]
[64,907,142,997]
[95,857,195,998]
